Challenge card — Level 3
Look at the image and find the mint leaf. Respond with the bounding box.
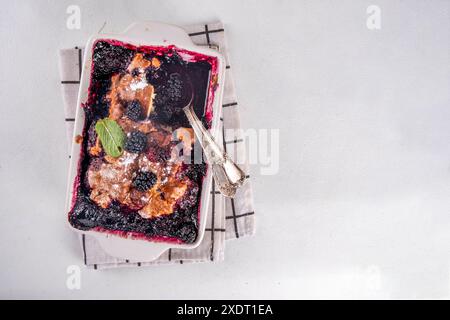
[94,118,125,157]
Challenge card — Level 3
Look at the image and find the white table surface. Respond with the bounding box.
[1,0,449,299]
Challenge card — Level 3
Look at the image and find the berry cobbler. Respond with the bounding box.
[68,40,219,244]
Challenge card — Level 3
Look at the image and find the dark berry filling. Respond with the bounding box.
[145,66,167,86]
[69,39,217,244]
[131,68,141,77]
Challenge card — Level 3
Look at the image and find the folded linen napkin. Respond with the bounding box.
[59,22,255,269]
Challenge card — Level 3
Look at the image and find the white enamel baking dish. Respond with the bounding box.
[65,22,226,261]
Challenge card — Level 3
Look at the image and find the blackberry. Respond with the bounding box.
[124,130,147,153]
[132,171,157,191]
[165,73,183,103]
[152,72,190,127]
[153,73,184,107]
[69,196,100,230]
[125,100,144,121]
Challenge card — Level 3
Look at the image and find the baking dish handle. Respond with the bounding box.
[121,21,194,47]
[95,233,170,262]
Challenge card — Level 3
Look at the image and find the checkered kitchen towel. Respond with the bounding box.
[58,22,255,269]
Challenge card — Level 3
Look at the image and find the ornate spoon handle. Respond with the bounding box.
[183,104,246,197]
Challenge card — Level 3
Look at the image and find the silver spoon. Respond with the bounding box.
[183,99,246,198]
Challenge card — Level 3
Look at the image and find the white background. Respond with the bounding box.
[1,0,449,299]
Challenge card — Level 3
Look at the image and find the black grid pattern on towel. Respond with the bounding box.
[61,24,253,267]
